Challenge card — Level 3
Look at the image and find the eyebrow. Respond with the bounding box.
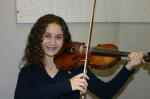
[57,34,63,36]
[44,32,63,36]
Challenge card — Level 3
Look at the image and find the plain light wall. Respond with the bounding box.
[0,0,150,99]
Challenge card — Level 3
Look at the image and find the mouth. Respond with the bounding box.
[47,46,58,51]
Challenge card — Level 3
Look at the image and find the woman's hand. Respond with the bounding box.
[70,73,90,94]
[125,52,143,70]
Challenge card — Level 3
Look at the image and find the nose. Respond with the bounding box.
[50,37,56,45]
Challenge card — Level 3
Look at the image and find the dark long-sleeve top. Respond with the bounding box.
[14,64,134,99]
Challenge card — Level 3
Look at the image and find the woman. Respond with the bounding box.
[14,14,143,99]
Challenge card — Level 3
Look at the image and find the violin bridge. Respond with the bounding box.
[79,45,84,54]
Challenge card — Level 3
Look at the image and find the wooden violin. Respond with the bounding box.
[54,41,150,70]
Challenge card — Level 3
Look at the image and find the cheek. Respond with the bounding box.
[41,39,47,49]
[58,39,64,48]
[41,39,49,46]
[41,40,45,47]
[60,40,64,47]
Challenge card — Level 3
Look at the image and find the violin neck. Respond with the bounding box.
[90,47,149,61]
[64,46,149,60]
[90,47,130,57]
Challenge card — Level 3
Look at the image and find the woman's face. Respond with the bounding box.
[41,23,64,57]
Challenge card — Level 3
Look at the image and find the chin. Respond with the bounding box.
[46,51,58,57]
[45,53,55,57]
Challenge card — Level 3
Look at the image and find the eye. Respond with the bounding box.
[56,35,63,39]
[43,33,51,38]
[56,36,62,39]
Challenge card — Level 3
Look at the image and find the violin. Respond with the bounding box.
[54,41,150,70]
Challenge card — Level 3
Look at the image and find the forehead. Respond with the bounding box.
[45,23,63,34]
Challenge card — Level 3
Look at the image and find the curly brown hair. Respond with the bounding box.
[21,14,72,67]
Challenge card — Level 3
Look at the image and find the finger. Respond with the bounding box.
[79,79,88,87]
[126,52,143,70]
[133,52,139,65]
[128,52,135,65]
[139,52,143,60]
[137,52,143,64]
[134,52,143,65]
[77,86,86,94]
[78,73,90,80]
[130,52,142,65]
[78,79,88,89]
[73,77,88,88]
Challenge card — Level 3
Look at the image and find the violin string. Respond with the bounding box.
[90,47,130,57]
[92,48,129,56]
[69,45,130,56]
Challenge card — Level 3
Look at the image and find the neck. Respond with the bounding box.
[44,55,59,77]
[44,55,55,68]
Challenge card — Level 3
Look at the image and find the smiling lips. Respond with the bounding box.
[47,46,58,51]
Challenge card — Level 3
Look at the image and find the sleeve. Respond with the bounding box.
[14,68,73,99]
[87,65,135,99]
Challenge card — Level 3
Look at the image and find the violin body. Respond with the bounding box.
[54,42,122,70]
[89,44,121,70]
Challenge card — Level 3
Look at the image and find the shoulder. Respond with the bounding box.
[19,64,43,75]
